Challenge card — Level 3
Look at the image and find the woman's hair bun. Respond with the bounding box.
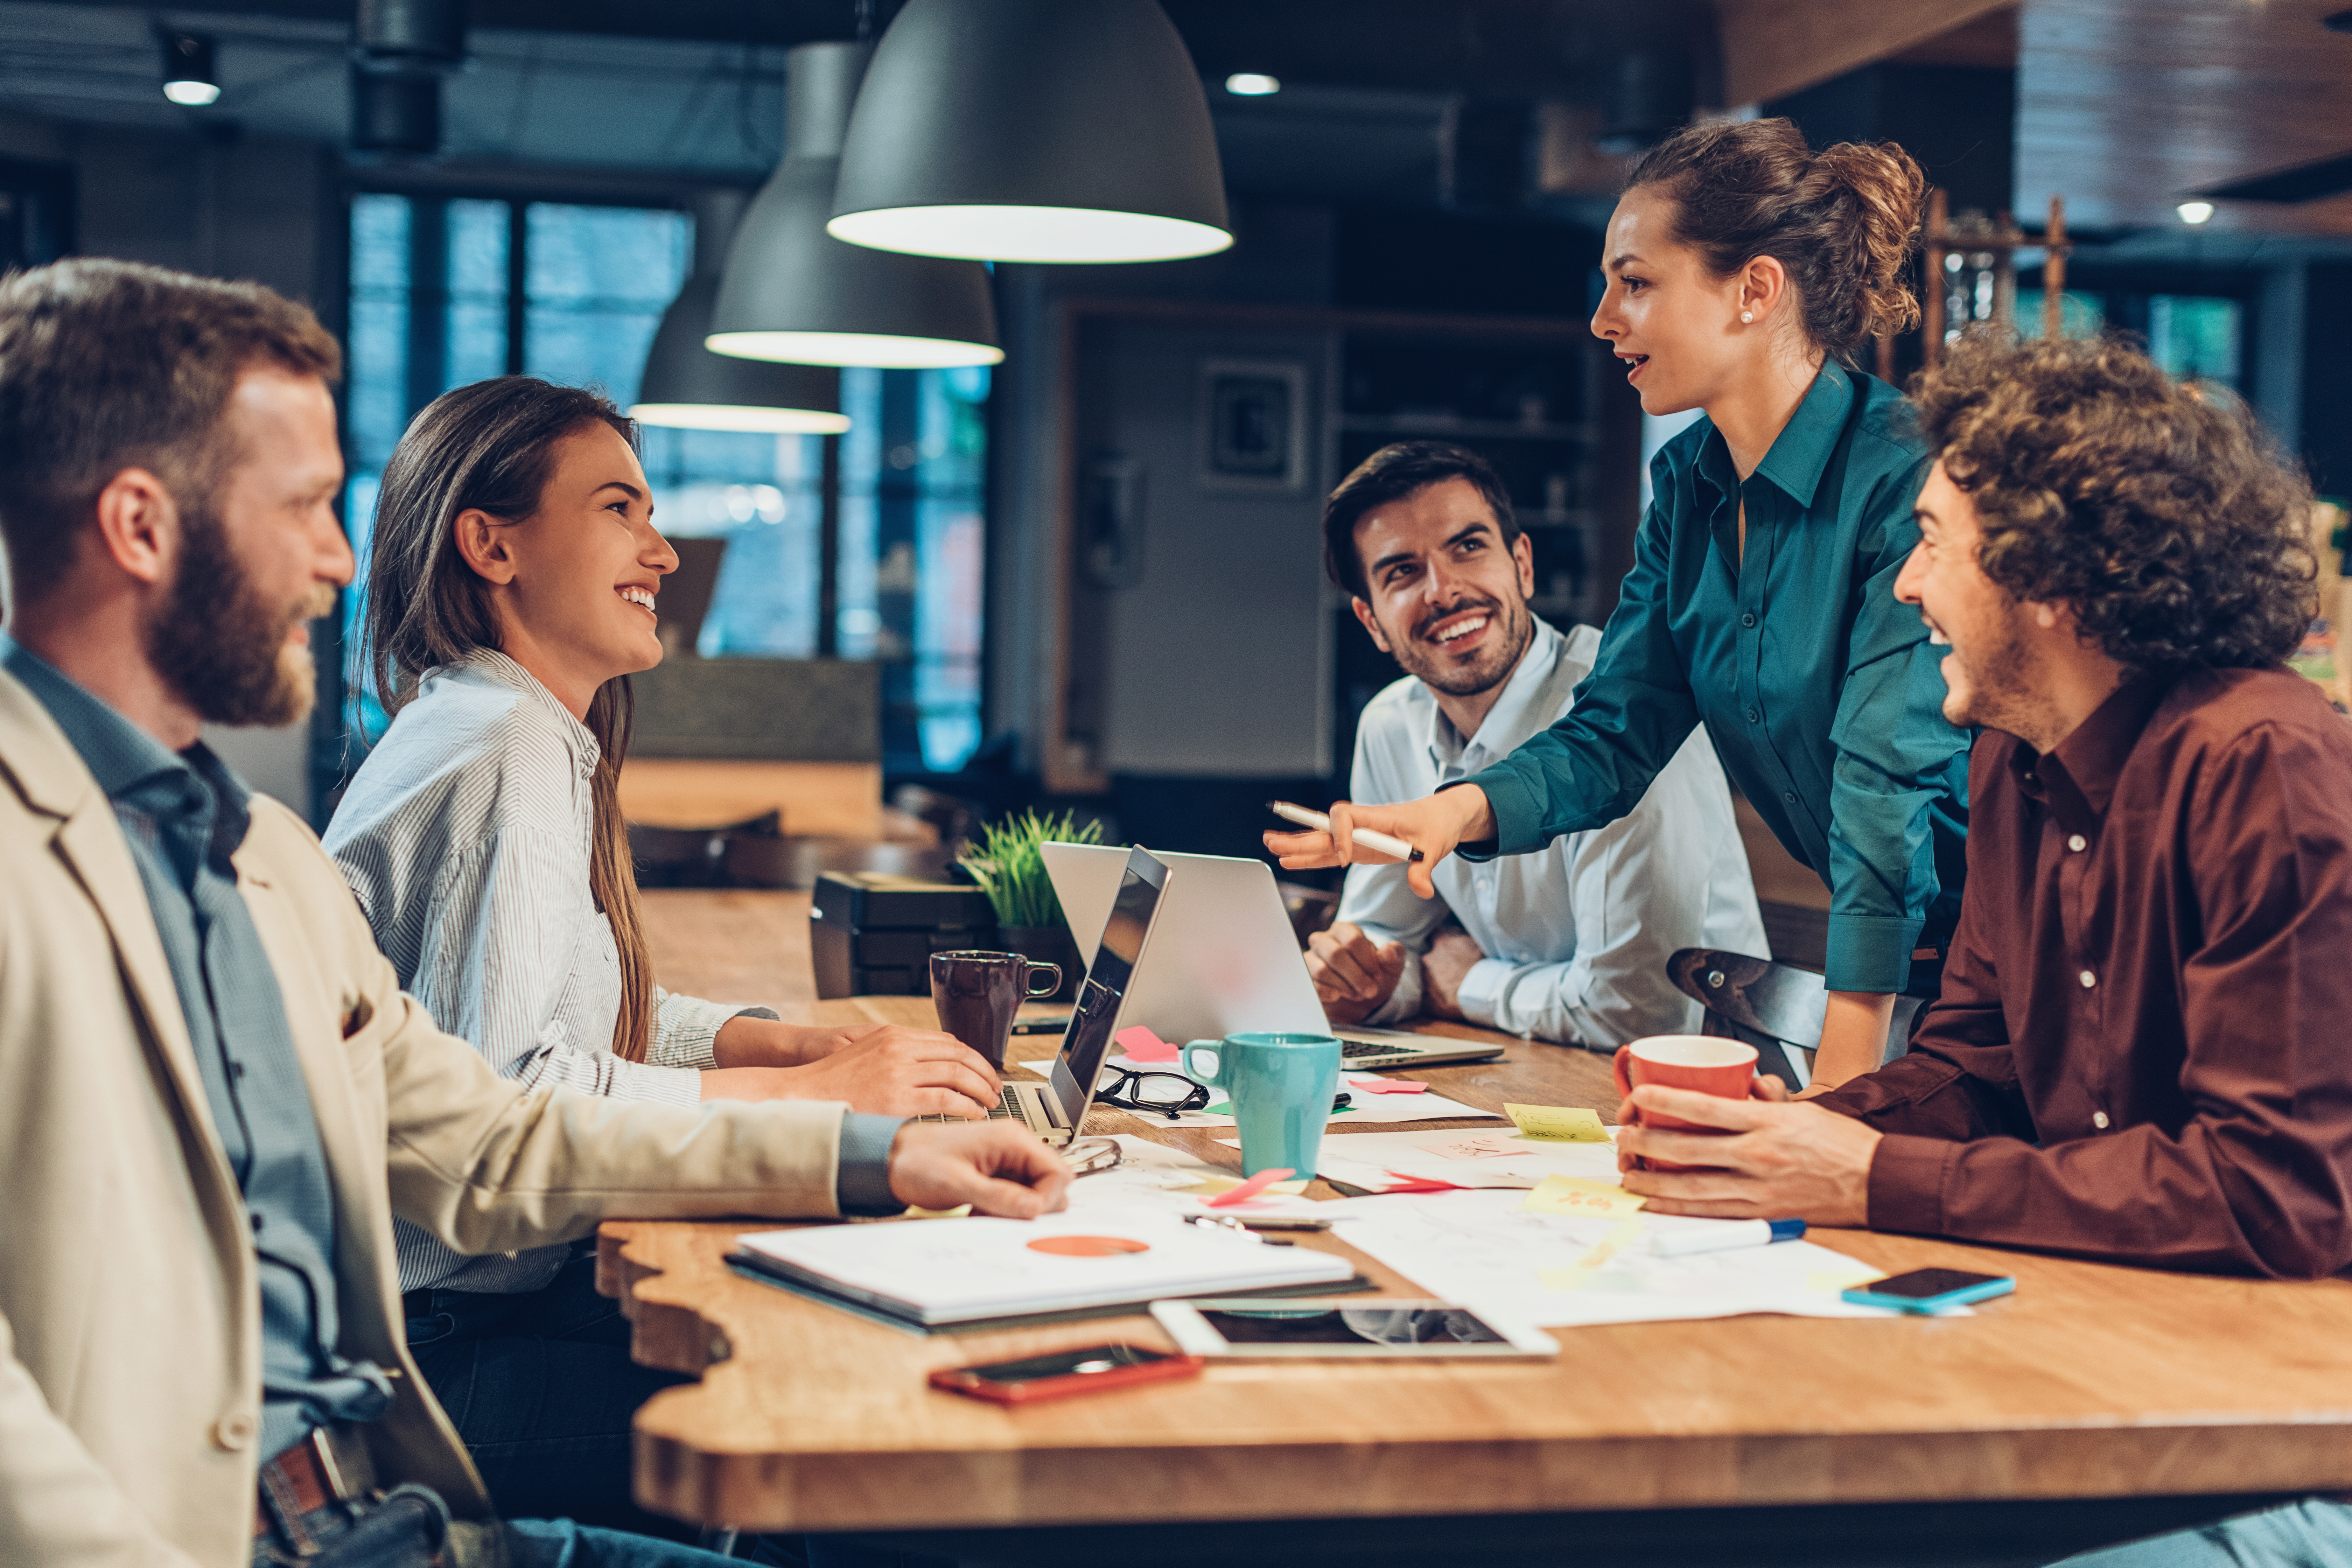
[1624,117,1927,361]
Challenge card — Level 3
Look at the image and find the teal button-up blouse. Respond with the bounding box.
[1462,360,1970,994]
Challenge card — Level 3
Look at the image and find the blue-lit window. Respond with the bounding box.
[2019,287,2245,391]
[338,190,989,778]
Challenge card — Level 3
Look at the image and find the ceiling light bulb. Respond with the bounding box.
[704,330,1002,370]
[827,204,1231,266]
[626,403,852,435]
[1225,72,1281,96]
[2178,201,2216,224]
[161,34,220,106]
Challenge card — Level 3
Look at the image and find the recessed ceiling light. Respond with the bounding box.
[1225,72,1281,96]
[160,34,220,106]
[2177,200,2216,224]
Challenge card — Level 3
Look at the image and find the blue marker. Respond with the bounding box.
[1649,1218,1806,1258]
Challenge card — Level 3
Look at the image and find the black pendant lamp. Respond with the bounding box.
[633,192,849,434]
[826,0,1232,265]
[706,42,1000,370]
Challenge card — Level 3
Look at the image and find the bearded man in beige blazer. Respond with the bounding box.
[0,258,1069,1568]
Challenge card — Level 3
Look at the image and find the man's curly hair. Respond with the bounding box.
[1909,334,2316,673]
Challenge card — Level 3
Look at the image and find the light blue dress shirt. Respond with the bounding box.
[1338,619,1768,1047]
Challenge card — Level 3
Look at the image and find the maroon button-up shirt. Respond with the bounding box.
[1814,666,2352,1277]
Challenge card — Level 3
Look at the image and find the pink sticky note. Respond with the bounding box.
[1204,1167,1294,1207]
[1115,1025,1180,1063]
[1377,1170,1470,1194]
[1350,1078,1427,1095]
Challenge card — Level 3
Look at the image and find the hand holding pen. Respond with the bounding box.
[1261,788,1497,901]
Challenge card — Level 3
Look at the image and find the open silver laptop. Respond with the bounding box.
[942,846,1172,1143]
[1039,842,1505,1072]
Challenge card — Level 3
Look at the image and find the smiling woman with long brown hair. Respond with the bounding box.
[323,375,999,1534]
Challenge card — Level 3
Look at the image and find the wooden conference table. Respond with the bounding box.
[606,891,2352,1566]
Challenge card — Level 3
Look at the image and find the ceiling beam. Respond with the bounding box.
[1714,0,2015,106]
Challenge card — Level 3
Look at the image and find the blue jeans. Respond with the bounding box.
[405,1249,692,1541]
[251,1484,742,1568]
[2057,1499,2352,1567]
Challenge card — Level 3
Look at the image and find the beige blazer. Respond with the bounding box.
[0,668,850,1568]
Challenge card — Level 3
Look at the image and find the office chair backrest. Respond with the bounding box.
[1666,948,1917,1090]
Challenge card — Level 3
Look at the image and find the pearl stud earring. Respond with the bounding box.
[1740,310,1754,323]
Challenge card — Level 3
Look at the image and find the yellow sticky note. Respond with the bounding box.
[1520,1174,1646,1218]
[1504,1103,1611,1143]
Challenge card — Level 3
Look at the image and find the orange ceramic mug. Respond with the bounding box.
[1611,1034,1764,1170]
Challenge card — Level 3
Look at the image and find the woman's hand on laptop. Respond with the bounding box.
[700,1026,1002,1118]
[888,1122,1072,1217]
[1263,788,1495,901]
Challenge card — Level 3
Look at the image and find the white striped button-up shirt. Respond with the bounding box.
[1340,618,1769,1048]
[326,649,767,1293]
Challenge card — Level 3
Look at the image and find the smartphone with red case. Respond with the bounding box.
[928,1343,1205,1405]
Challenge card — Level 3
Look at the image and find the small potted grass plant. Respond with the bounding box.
[957,809,1107,1002]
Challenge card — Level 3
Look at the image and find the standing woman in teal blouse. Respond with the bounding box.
[1272,117,1970,1089]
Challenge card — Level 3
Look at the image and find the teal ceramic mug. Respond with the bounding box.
[1180,1032,1343,1179]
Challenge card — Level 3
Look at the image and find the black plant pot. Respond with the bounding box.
[998,923,1081,1002]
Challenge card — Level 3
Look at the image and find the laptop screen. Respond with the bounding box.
[1048,846,1166,1126]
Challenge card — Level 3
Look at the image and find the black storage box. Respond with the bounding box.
[810,871,997,999]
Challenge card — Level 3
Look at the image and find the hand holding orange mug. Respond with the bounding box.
[1611,1034,1767,1171]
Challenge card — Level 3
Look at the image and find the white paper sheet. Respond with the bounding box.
[1217,1128,1622,1192]
[1064,1135,1325,1215]
[1318,1189,1948,1329]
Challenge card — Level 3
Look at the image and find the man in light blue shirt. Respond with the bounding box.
[1308,443,1766,1048]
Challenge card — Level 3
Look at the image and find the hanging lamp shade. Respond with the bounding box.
[706,42,1001,370]
[632,274,849,433]
[826,0,1232,265]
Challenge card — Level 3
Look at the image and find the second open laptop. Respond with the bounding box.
[1038,842,1506,1072]
[958,846,1172,1144]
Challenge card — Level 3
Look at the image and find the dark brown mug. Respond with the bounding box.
[929,950,1063,1069]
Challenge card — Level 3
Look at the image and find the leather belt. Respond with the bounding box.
[254,1424,372,1540]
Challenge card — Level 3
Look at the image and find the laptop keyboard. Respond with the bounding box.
[1342,1040,1413,1059]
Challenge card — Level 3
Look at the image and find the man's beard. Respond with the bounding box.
[1385,592,1535,699]
[144,500,336,729]
[1946,615,2052,742]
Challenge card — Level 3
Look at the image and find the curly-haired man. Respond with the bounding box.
[1606,334,2352,1298]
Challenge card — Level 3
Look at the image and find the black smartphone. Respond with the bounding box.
[1841,1267,2015,1313]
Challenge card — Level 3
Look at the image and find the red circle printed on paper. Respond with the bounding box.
[1026,1236,1150,1257]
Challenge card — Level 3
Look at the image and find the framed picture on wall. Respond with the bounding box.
[1197,358,1309,493]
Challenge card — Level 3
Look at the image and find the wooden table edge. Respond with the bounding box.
[598,1224,2352,1533]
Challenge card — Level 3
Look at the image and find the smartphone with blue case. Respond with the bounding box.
[1842,1267,2016,1314]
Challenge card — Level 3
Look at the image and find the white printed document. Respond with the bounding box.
[735,1209,1353,1326]
[1321,1190,1923,1329]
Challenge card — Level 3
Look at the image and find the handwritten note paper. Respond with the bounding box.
[1520,1174,1647,1218]
[1539,1217,1649,1289]
[1415,1132,1526,1161]
[1504,1103,1610,1143]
